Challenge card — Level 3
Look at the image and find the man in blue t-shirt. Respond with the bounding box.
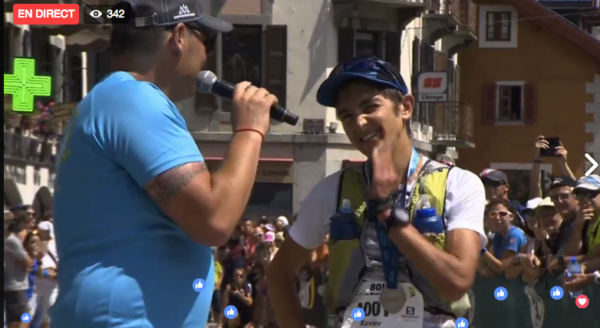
[51,1,278,327]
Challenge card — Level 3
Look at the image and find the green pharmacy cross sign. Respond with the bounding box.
[4,57,52,113]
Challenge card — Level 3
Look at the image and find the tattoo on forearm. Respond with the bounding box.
[147,162,207,205]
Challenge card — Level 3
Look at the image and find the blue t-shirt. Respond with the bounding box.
[52,72,214,328]
[492,226,528,257]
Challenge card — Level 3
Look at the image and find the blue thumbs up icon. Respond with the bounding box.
[351,307,365,321]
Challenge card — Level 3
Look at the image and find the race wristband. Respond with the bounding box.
[43,270,49,278]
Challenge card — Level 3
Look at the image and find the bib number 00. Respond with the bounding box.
[356,301,389,317]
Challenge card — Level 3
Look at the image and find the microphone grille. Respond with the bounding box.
[197,71,218,93]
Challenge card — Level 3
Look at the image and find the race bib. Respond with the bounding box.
[341,278,424,328]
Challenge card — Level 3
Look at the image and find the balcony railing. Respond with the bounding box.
[3,131,56,167]
[413,101,474,145]
[425,0,477,34]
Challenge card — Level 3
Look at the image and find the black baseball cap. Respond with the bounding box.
[550,176,577,189]
[316,56,409,107]
[479,169,508,184]
[116,0,233,33]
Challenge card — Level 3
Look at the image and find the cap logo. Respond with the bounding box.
[174,4,195,20]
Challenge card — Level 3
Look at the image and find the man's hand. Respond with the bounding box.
[230,81,278,135]
[576,207,595,223]
[555,143,568,163]
[519,253,539,268]
[562,273,594,292]
[534,136,548,160]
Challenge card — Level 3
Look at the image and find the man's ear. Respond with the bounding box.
[167,23,186,57]
[400,94,415,120]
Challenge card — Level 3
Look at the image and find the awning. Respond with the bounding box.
[32,186,53,217]
[4,179,23,209]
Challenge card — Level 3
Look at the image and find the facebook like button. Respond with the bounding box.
[550,286,564,300]
[192,278,206,292]
[224,305,238,319]
[455,317,469,328]
[494,287,508,301]
[351,307,365,321]
[21,313,31,323]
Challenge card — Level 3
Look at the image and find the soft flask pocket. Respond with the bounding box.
[329,213,361,241]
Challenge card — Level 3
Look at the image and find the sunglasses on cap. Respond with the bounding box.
[330,56,408,95]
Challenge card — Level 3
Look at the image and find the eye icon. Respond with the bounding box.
[89,10,102,18]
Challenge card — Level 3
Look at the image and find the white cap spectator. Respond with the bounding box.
[574,174,600,191]
[526,198,543,210]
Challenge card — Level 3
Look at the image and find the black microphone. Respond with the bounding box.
[196,71,299,126]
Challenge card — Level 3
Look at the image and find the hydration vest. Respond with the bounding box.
[324,159,471,318]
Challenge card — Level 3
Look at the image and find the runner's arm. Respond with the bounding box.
[112,94,261,246]
[388,170,485,301]
[267,237,312,328]
[267,175,336,328]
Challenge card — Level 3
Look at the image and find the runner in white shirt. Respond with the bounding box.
[266,57,486,328]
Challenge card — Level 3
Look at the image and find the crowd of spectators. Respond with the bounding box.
[210,216,290,328]
[478,137,600,293]
[4,206,58,328]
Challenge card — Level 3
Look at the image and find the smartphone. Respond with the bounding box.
[540,137,561,157]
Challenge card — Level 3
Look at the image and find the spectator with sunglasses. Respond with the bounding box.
[480,199,528,279]
[545,176,584,272]
[51,0,281,327]
[564,175,600,265]
[480,169,526,227]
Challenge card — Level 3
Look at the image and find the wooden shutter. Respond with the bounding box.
[421,44,435,71]
[31,29,49,75]
[385,32,401,70]
[22,30,31,57]
[374,32,384,59]
[338,28,355,63]
[195,51,217,111]
[411,37,420,90]
[434,51,446,71]
[482,84,497,124]
[265,25,287,108]
[523,83,538,125]
[5,23,14,73]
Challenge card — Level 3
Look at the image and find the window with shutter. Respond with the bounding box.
[63,53,83,102]
[264,25,287,108]
[355,31,376,57]
[523,83,537,125]
[338,28,355,63]
[196,51,217,111]
[220,25,263,112]
[385,32,400,70]
[481,84,496,124]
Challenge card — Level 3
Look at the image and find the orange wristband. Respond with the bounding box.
[235,128,265,142]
